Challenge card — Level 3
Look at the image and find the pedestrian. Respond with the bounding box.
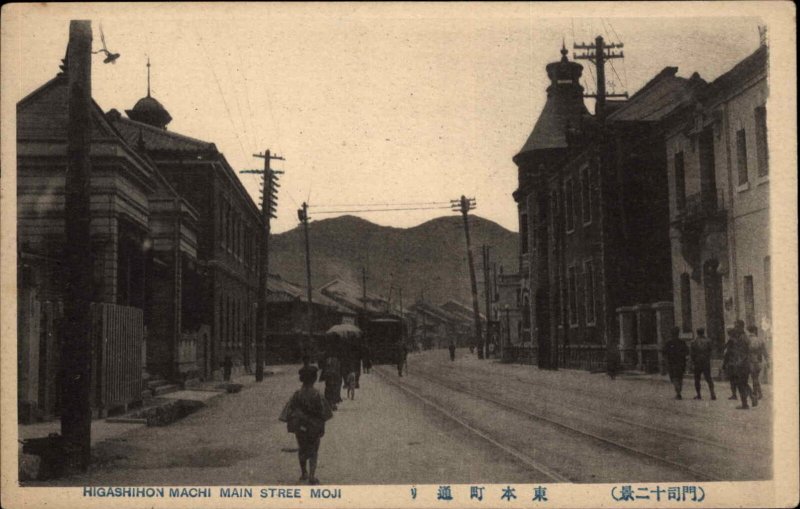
[469,343,475,354]
[663,327,689,400]
[722,330,738,400]
[606,342,621,380]
[747,325,769,402]
[690,328,716,400]
[223,355,233,382]
[448,341,456,362]
[345,371,357,400]
[299,354,318,381]
[319,355,342,410]
[363,344,372,374]
[397,342,408,377]
[731,320,756,409]
[279,367,333,485]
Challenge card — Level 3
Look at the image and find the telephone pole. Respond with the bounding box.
[451,195,483,359]
[297,202,313,349]
[574,35,626,121]
[62,19,94,470]
[482,245,492,355]
[240,150,284,381]
[361,266,368,312]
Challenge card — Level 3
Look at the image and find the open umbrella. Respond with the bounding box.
[326,323,362,338]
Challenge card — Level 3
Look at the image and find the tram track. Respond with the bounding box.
[373,368,572,483]
[377,366,723,482]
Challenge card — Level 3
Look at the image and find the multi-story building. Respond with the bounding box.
[514,44,699,372]
[17,66,200,417]
[664,44,770,354]
[108,87,265,380]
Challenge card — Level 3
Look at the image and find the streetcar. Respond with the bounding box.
[363,316,404,364]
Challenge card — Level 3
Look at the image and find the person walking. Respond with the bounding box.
[606,342,621,380]
[731,320,756,409]
[690,328,716,400]
[448,341,456,362]
[747,325,769,402]
[663,327,689,400]
[722,331,739,400]
[279,367,333,485]
[299,354,318,381]
[320,355,342,410]
[397,342,408,377]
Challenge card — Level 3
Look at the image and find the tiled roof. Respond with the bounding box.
[109,112,217,154]
[319,278,387,314]
[268,274,354,314]
[607,67,702,123]
[441,300,485,322]
[702,45,767,102]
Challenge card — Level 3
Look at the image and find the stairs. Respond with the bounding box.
[146,377,180,397]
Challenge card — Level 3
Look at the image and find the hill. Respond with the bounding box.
[269,215,519,307]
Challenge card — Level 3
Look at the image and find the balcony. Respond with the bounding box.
[673,190,727,269]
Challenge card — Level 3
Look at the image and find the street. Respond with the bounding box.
[28,349,771,486]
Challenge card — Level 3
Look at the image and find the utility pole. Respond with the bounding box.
[62,19,94,471]
[241,150,284,381]
[297,202,313,348]
[420,288,427,348]
[399,286,404,343]
[451,195,483,359]
[482,245,492,355]
[361,266,368,311]
[574,35,626,121]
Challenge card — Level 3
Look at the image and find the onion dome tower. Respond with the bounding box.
[126,59,172,129]
[513,43,588,179]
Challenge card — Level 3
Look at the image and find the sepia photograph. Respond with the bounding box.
[1,2,797,508]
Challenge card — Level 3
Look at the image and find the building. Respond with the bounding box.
[16,65,200,418]
[664,44,770,355]
[409,300,469,349]
[108,78,266,381]
[513,44,698,371]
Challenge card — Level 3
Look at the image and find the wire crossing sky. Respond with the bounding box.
[7,4,764,233]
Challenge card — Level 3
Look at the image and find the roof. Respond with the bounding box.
[410,301,463,325]
[268,274,355,315]
[319,278,387,314]
[607,67,704,123]
[109,112,217,154]
[702,44,767,103]
[441,300,486,322]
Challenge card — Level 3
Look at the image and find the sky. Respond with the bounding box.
[5,3,764,233]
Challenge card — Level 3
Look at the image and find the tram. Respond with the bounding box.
[363,316,404,364]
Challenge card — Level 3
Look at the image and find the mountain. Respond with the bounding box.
[269,215,519,308]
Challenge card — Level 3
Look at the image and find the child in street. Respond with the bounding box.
[280,366,333,485]
[345,371,357,400]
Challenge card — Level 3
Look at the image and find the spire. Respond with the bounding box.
[146,57,151,97]
[561,38,568,62]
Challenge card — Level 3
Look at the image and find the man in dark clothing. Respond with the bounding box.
[663,327,689,399]
[299,355,318,381]
[722,332,739,400]
[731,320,756,409]
[690,328,716,400]
[448,341,456,362]
[397,343,408,377]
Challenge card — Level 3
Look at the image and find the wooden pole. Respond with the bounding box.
[62,19,94,471]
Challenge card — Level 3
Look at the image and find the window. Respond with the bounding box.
[568,265,578,326]
[755,106,768,177]
[520,213,529,254]
[565,179,575,232]
[674,151,686,211]
[764,256,771,319]
[680,273,692,333]
[743,275,755,329]
[581,167,592,224]
[584,260,596,324]
[736,128,749,186]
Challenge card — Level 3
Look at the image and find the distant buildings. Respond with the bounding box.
[512,41,770,372]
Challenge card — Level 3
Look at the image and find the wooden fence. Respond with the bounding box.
[91,303,144,414]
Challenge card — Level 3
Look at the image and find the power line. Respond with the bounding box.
[309,200,451,208]
[190,25,249,163]
[313,205,453,214]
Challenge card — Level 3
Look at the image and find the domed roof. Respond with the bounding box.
[514,45,589,163]
[126,94,172,129]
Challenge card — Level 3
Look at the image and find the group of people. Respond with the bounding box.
[279,346,372,485]
[663,320,769,409]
